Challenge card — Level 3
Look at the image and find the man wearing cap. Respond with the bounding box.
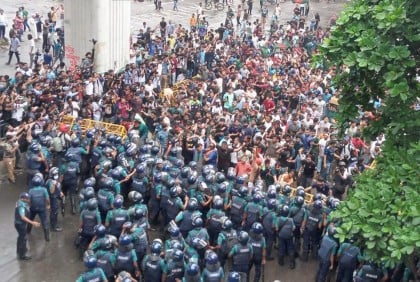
[15,192,41,260]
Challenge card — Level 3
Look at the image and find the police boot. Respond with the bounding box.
[289,256,296,269]
[70,195,76,215]
[43,228,50,242]
[278,255,284,266]
[301,252,308,262]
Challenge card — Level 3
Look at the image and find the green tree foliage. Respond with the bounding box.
[317,0,420,273]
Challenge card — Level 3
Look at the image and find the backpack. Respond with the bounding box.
[340,245,359,269]
[52,133,69,152]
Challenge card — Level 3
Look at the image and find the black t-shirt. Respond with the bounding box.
[302,160,316,178]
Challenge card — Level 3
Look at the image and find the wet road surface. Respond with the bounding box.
[0,162,321,282]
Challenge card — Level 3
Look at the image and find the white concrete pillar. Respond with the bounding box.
[63,0,131,73]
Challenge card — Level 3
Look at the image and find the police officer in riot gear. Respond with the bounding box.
[60,152,80,214]
[201,250,224,282]
[175,197,202,238]
[230,185,248,229]
[123,220,148,266]
[206,195,226,245]
[141,240,166,282]
[94,236,116,282]
[15,192,41,260]
[186,216,210,247]
[301,199,325,261]
[164,186,185,226]
[130,163,150,204]
[183,259,201,282]
[262,198,277,260]
[164,249,185,282]
[249,222,266,282]
[242,192,264,232]
[26,142,49,186]
[355,261,387,282]
[46,167,64,232]
[275,205,296,269]
[79,187,96,213]
[214,218,238,269]
[76,251,108,282]
[229,230,253,281]
[289,195,307,256]
[105,195,129,239]
[28,173,51,242]
[79,198,102,257]
[316,225,338,282]
[114,234,140,279]
[336,239,363,282]
[98,177,116,222]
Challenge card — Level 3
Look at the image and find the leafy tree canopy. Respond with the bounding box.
[317,0,420,274]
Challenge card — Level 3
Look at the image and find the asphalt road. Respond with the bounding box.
[0,0,345,76]
[0,160,320,282]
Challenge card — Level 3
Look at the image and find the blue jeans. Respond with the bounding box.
[322,162,332,181]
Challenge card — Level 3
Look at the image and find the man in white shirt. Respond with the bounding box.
[12,98,27,124]
[317,133,329,173]
[0,9,7,40]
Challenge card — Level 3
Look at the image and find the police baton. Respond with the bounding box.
[262,264,265,282]
[61,196,66,217]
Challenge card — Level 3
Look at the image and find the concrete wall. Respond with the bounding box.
[63,0,131,73]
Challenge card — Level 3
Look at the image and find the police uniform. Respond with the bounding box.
[216,228,238,268]
[336,242,362,282]
[206,208,225,245]
[249,233,266,281]
[141,254,166,282]
[75,267,108,282]
[165,259,185,282]
[15,199,31,259]
[243,201,263,231]
[129,225,148,264]
[28,184,50,241]
[201,265,224,282]
[105,207,129,238]
[164,194,184,226]
[316,234,338,282]
[302,207,324,260]
[289,204,307,253]
[355,263,385,282]
[46,178,63,231]
[262,207,277,259]
[230,195,247,229]
[131,174,150,204]
[60,159,80,214]
[80,208,102,247]
[26,151,43,185]
[175,209,202,238]
[114,244,138,277]
[149,181,162,225]
[275,215,295,268]
[95,249,116,282]
[229,242,253,279]
[97,188,115,223]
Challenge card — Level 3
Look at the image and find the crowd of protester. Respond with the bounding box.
[4,2,419,282]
